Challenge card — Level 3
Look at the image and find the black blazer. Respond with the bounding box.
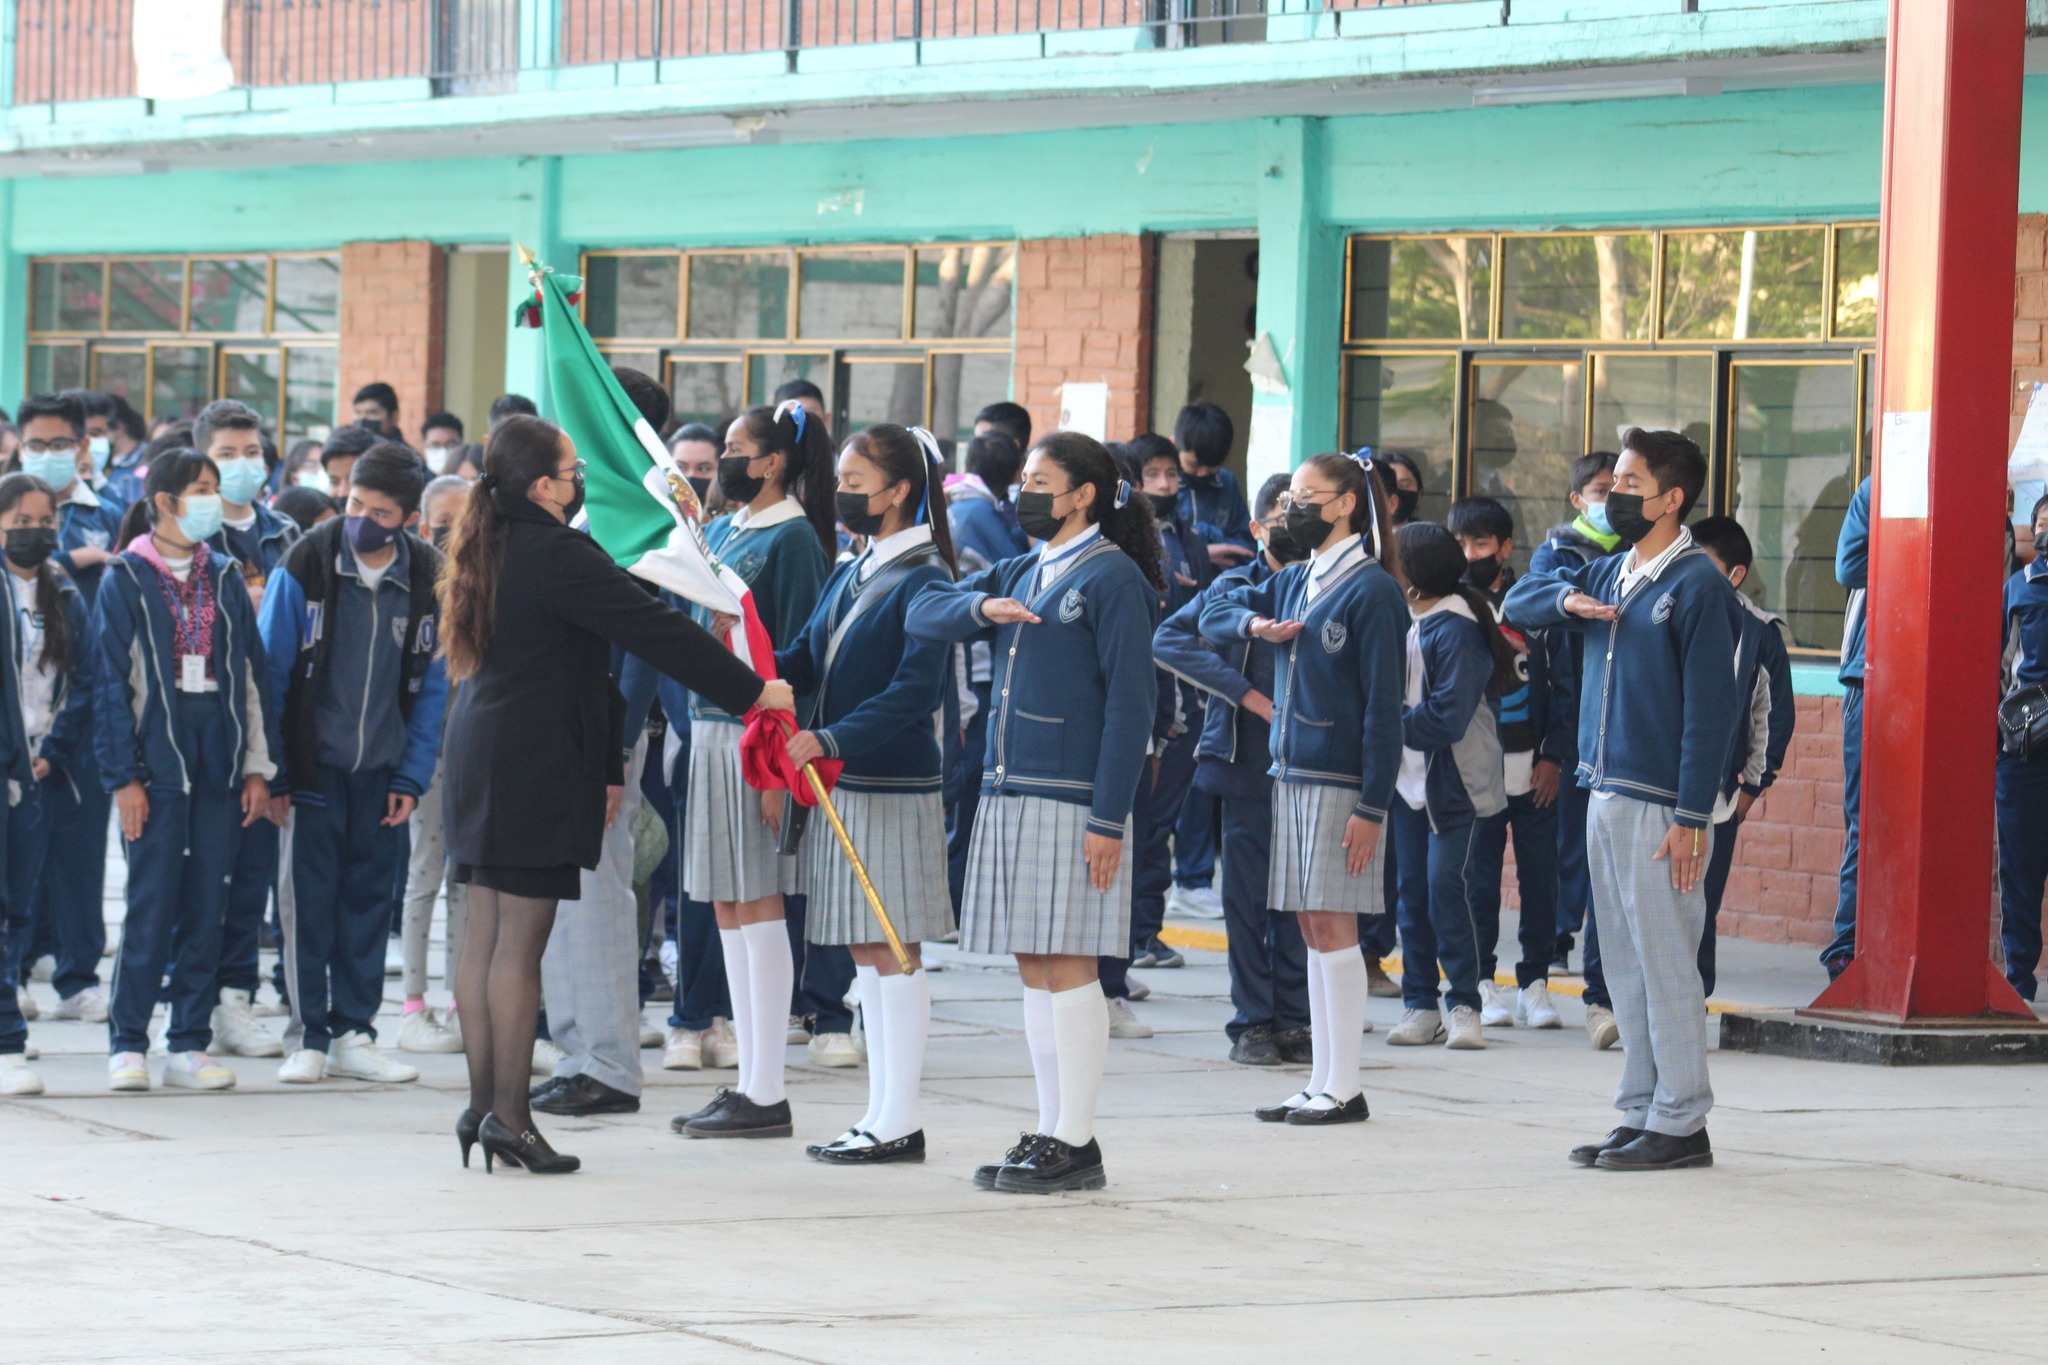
[442,499,762,874]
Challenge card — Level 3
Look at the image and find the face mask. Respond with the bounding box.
[1015,489,1074,542]
[429,524,451,549]
[1392,487,1420,523]
[216,457,267,506]
[1581,497,1614,538]
[836,489,888,539]
[345,514,402,556]
[1602,491,1665,546]
[4,526,57,570]
[424,442,454,462]
[1282,497,1334,552]
[176,493,224,543]
[88,435,112,475]
[1184,469,1218,491]
[1462,555,1502,592]
[1147,491,1179,523]
[686,475,712,505]
[718,454,765,503]
[1261,518,1309,565]
[296,468,333,496]
[23,450,77,493]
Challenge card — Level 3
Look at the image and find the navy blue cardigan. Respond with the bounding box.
[1155,557,1274,773]
[905,536,1158,838]
[693,508,829,725]
[1198,548,1407,823]
[1505,538,1743,829]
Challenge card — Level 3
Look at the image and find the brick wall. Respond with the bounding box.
[1718,695,1845,947]
[338,241,446,438]
[1013,235,1154,444]
[2013,214,2048,445]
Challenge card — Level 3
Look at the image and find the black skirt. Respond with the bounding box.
[452,862,583,901]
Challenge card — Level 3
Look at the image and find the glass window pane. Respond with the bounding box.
[1348,237,1492,342]
[151,345,213,424]
[190,258,269,334]
[688,253,790,340]
[1343,353,1457,524]
[929,351,1011,458]
[1660,228,1827,341]
[222,350,283,426]
[668,358,745,432]
[799,251,908,340]
[1729,361,1858,652]
[273,255,341,335]
[31,261,103,332]
[284,347,338,440]
[108,259,185,332]
[843,360,926,433]
[746,352,831,410]
[584,255,680,340]
[1833,224,1880,339]
[1590,354,1715,455]
[27,343,85,395]
[1469,360,1588,577]
[1498,233,1654,342]
[92,350,148,411]
[915,245,1017,340]
[596,348,662,386]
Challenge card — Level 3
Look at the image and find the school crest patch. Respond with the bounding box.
[1320,619,1347,654]
[1652,592,1675,625]
[1059,587,1085,623]
[392,614,410,648]
[81,528,110,550]
[416,614,437,655]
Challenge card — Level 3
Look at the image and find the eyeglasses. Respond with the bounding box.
[22,441,77,456]
[554,460,588,479]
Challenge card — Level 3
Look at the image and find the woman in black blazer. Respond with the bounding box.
[439,415,791,1174]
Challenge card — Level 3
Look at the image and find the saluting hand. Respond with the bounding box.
[1563,592,1617,622]
[1248,616,1305,644]
[980,598,1041,626]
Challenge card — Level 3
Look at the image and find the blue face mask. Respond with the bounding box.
[23,449,77,493]
[88,435,112,475]
[176,493,224,543]
[215,457,267,507]
[1581,497,1613,538]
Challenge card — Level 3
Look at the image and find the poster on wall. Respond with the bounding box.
[1059,382,1109,441]
[133,0,236,100]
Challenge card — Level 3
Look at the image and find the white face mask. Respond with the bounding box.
[295,468,333,496]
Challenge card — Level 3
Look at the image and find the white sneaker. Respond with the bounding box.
[1586,1004,1620,1050]
[1386,1008,1446,1046]
[531,1036,566,1076]
[1126,976,1151,1001]
[0,1053,44,1096]
[162,1050,237,1089]
[1479,980,1516,1027]
[1445,1005,1486,1050]
[51,984,108,1022]
[27,954,53,983]
[277,1048,326,1084]
[703,1018,739,1069]
[662,1026,704,1071]
[787,1014,813,1045]
[251,994,290,1018]
[1169,884,1226,919]
[384,938,404,977]
[640,1023,664,1049]
[210,988,283,1057]
[1107,997,1153,1039]
[807,1031,861,1067]
[396,1008,463,1055]
[22,1043,36,1060]
[107,1051,150,1091]
[15,986,36,1021]
[328,1031,419,1083]
[1518,981,1563,1029]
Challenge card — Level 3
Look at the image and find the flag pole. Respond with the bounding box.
[799,763,916,976]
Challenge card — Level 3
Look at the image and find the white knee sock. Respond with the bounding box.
[1023,986,1059,1135]
[739,920,792,1105]
[717,927,753,1097]
[1315,947,1368,1106]
[1049,981,1108,1148]
[1303,946,1331,1101]
[870,969,930,1143]
[852,964,885,1135]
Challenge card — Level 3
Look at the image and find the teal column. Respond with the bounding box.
[504,155,565,413]
[1,0,18,108]
[1249,117,1340,487]
[0,181,27,409]
[518,0,561,92]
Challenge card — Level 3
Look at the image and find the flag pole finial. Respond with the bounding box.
[516,241,536,268]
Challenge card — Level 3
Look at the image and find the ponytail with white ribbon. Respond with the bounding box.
[1346,445,1379,559]
[1113,478,1131,510]
[907,425,945,525]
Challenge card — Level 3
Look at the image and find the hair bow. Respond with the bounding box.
[1113,478,1131,511]
[775,399,808,445]
[908,426,945,525]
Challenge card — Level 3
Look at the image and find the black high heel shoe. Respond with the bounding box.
[478,1112,581,1174]
[456,1108,484,1168]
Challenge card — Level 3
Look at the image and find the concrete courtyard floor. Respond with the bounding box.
[10,923,2048,1363]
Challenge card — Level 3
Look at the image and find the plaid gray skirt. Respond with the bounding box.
[1268,780,1384,915]
[961,793,1131,957]
[801,788,955,947]
[683,721,801,904]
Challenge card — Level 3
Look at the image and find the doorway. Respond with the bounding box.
[442,247,510,439]
[1152,235,1258,480]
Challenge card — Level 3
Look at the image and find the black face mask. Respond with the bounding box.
[1604,491,1661,545]
[1147,492,1179,523]
[429,524,451,549]
[1391,487,1420,523]
[836,489,888,539]
[559,472,586,524]
[4,526,57,570]
[1015,489,1072,542]
[686,475,712,505]
[1261,519,1309,565]
[1185,470,1218,491]
[1282,498,1334,553]
[1462,555,1502,592]
[718,454,765,503]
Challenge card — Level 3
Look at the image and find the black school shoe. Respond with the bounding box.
[1283,1093,1368,1126]
[1254,1090,1312,1123]
[528,1075,569,1104]
[1229,1026,1282,1066]
[534,1074,641,1117]
[671,1087,742,1133]
[683,1094,793,1138]
[811,1130,927,1165]
[1272,1027,1313,1065]
[974,1133,1047,1189]
[1569,1125,1645,1167]
[1595,1127,1712,1171]
[994,1137,1107,1194]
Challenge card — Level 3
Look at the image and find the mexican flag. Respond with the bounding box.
[517,251,775,676]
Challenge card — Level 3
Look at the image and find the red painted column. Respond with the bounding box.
[1809,0,2031,1021]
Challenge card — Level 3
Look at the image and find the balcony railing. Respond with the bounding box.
[13,0,1451,104]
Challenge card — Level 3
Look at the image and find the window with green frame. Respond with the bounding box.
[26,252,341,439]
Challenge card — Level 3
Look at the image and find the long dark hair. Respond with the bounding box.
[1396,521,1520,694]
[438,415,564,683]
[1301,451,1406,594]
[115,449,219,546]
[843,424,957,573]
[1030,432,1164,593]
[735,403,837,557]
[0,474,69,675]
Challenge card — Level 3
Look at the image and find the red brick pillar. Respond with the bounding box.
[338,241,446,439]
[1013,235,1154,444]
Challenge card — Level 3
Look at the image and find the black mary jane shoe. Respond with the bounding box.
[671,1087,742,1134]
[974,1133,1047,1190]
[682,1094,793,1139]
[812,1130,927,1165]
[1283,1093,1369,1126]
[477,1112,581,1175]
[994,1136,1107,1194]
[1595,1127,1712,1172]
[534,1074,641,1117]
[456,1108,484,1168]
[1569,1125,1645,1168]
[1254,1090,1312,1124]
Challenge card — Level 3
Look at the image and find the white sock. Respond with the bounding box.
[852,964,885,1136]
[1317,947,1368,1105]
[870,969,930,1143]
[739,919,792,1105]
[717,927,753,1098]
[1049,981,1108,1148]
[1303,945,1331,1101]
[1023,986,1059,1135]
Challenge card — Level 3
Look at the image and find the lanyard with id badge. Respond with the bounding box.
[153,550,215,694]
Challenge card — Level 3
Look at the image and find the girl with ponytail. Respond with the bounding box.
[904,430,1161,1194]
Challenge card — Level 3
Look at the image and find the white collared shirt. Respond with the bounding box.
[1305,532,1364,606]
[1033,524,1102,593]
[1617,526,1694,600]
[858,523,934,583]
[732,497,805,532]
[11,573,53,747]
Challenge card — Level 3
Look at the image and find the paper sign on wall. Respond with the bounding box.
[1246,401,1295,490]
[1058,382,1108,441]
[2009,381,2048,529]
[1878,410,1931,520]
[133,0,236,100]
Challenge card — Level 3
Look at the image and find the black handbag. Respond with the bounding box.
[1999,681,2048,760]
